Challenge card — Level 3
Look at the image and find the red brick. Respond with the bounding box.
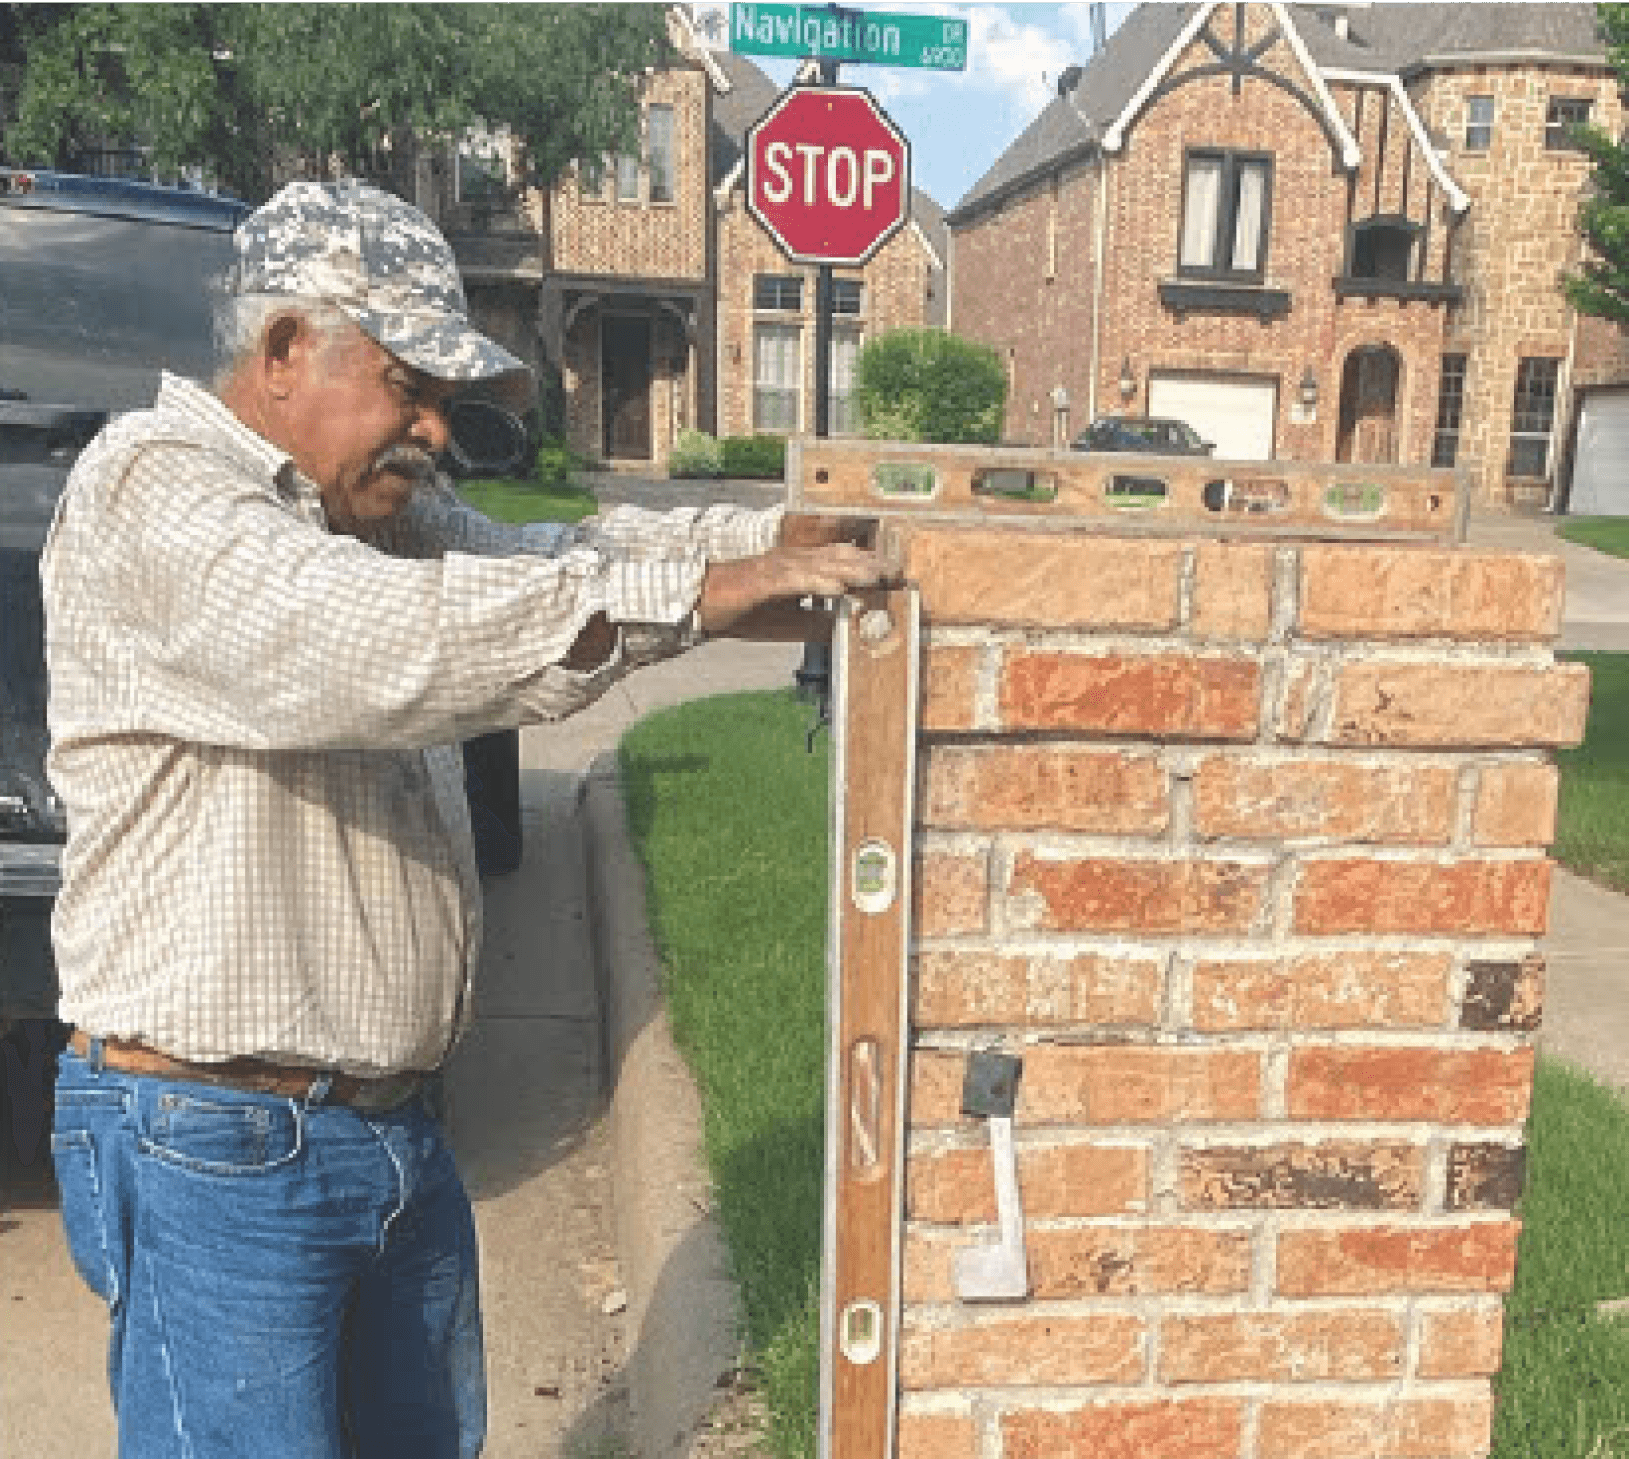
[1021,1046,1262,1124]
[1193,755,1455,843]
[1001,650,1261,739]
[1179,1141,1425,1210]
[1009,854,1271,934]
[1258,1394,1494,1457]
[897,1412,977,1459]
[914,949,1162,1028]
[905,526,1183,629]
[1289,1045,1535,1123]
[902,1224,1251,1303]
[922,744,1168,834]
[913,851,989,936]
[1293,857,1551,935]
[909,1050,971,1126]
[1301,661,1590,749]
[901,1312,1144,1388]
[907,1142,1149,1221]
[1191,540,1275,640]
[1191,952,1452,1030]
[1160,1309,1404,1382]
[920,643,978,732]
[1276,1221,1521,1296]
[1472,761,1560,847]
[1003,1399,1245,1459]
[1418,1304,1507,1377]
[1299,545,1564,641]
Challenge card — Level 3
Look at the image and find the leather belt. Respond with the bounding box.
[67,1031,425,1112]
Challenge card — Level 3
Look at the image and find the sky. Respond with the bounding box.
[724,3,1136,212]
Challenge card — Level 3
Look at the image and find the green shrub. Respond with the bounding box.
[532,436,584,488]
[855,328,1007,444]
[719,434,787,479]
[668,428,723,478]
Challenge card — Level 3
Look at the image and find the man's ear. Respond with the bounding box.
[262,312,309,399]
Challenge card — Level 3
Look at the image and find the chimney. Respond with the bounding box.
[1057,64,1083,98]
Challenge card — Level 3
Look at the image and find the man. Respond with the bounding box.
[42,179,889,1457]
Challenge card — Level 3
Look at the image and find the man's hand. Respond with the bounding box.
[696,542,901,639]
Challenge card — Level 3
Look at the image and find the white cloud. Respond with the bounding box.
[966,5,1080,113]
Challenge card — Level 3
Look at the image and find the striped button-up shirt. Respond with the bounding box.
[42,374,780,1074]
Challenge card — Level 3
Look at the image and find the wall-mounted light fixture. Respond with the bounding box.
[1118,356,1136,402]
[1299,368,1319,410]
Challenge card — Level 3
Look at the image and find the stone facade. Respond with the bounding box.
[950,2,1627,508]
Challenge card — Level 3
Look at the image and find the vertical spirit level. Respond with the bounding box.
[818,587,920,1459]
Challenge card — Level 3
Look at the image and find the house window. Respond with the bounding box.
[754,322,801,431]
[829,328,863,436]
[754,274,803,312]
[832,279,865,316]
[648,104,675,204]
[579,156,607,199]
[1464,96,1494,151]
[615,151,640,202]
[456,130,508,204]
[1178,150,1272,279]
[1546,97,1593,151]
[1431,354,1468,468]
[1350,219,1417,281]
[1508,357,1561,477]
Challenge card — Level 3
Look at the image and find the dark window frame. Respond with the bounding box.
[1348,215,1422,282]
[832,278,865,316]
[1546,96,1593,152]
[1176,147,1275,284]
[1431,353,1468,468]
[1508,357,1561,478]
[1464,95,1495,152]
[753,274,804,312]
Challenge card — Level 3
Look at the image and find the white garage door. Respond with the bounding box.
[1148,374,1277,461]
[1568,389,1629,516]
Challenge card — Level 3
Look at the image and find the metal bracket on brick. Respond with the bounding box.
[818,587,920,1459]
[954,1049,1030,1303]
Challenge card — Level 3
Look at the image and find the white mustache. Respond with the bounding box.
[370,445,436,484]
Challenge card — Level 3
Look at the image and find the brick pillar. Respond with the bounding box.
[892,526,1586,1459]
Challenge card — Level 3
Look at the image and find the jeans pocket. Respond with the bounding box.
[49,1128,120,1310]
[138,1090,303,1177]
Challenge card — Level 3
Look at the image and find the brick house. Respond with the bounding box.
[431,11,946,471]
[949,1,1627,509]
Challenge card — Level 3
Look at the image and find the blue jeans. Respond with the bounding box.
[51,1045,486,1458]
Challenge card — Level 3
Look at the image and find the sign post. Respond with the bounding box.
[745,79,909,436]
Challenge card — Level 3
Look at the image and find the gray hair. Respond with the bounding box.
[212,291,360,386]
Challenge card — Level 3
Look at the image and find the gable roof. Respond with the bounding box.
[950,1,1609,223]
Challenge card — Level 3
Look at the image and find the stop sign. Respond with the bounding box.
[746,85,910,267]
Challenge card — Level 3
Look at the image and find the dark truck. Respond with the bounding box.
[0,170,526,1194]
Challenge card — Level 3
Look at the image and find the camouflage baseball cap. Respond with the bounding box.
[232,179,532,401]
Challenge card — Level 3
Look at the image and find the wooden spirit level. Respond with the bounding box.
[818,586,921,1459]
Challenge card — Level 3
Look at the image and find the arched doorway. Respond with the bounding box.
[1336,344,1402,464]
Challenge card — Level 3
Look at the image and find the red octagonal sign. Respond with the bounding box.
[746,85,910,267]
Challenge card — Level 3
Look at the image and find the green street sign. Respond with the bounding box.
[726,3,969,71]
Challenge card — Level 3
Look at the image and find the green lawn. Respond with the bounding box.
[1557,516,1629,560]
[620,691,830,1459]
[1494,1058,1629,1458]
[454,475,598,524]
[1555,653,1629,894]
[620,688,1629,1459]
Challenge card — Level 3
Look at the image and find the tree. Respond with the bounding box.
[2,3,671,202]
[1563,4,1629,321]
[854,328,1007,444]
